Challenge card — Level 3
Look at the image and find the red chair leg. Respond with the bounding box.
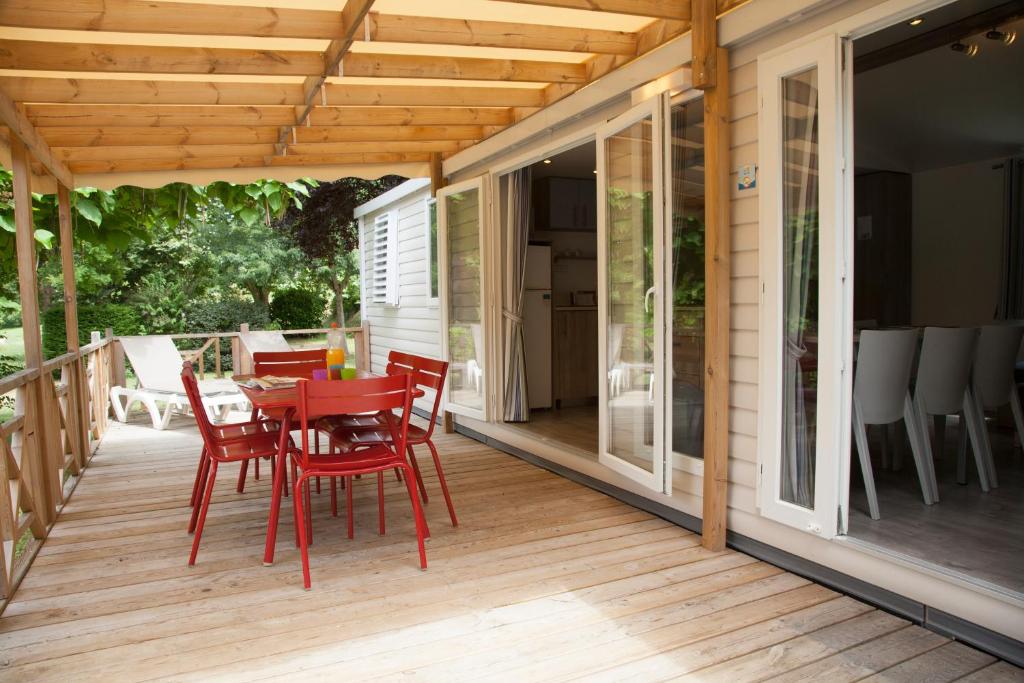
[189,455,211,534]
[400,463,428,570]
[330,477,338,517]
[406,444,428,503]
[190,448,209,507]
[316,476,321,494]
[305,476,314,544]
[346,476,354,539]
[377,472,386,535]
[427,439,458,527]
[189,461,218,566]
[263,430,292,565]
[236,459,249,493]
[254,457,260,481]
[293,474,312,590]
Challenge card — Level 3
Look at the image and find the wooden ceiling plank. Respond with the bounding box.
[306,106,511,126]
[287,140,461,154]
[0,0,344,39]
[366,13,636,54]
[498,0,690,21]
[27,104,298,128]
[0,87,74,187]
[40,124,484,147]
[67,151,430,174]
[0,77,545,108]
[340,53,587,83]
[53,143,278,162]
[0,39,324,76]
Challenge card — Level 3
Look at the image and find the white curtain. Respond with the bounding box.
[503,168,531,422]
[781,70,820,509]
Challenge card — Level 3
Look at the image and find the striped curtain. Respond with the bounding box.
[503,167,532,422]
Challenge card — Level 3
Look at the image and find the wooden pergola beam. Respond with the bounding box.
[0,1,638,54]
[340,53,588,83]
[53,140,462,162]
[692,0,718,89]
[0,39,324,77]
[366,13,636,54]
[0,0,345,40]
[66,152,431,174]
[27,104,511,129]
[39,124,486,147]
[0,88,74,188]
[0,77,547,108]
[500,0,691,20]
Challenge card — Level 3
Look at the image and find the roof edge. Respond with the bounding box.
[354,177,431,217]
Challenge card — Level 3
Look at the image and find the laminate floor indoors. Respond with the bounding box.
[0,412,1018,681]
[848,421,1024,594]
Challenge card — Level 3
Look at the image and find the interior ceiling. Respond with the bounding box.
[0,0,741,189]
[855,2,1024,173]
[531,141,597,180]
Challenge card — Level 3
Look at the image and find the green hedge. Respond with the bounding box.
[42,303,144,359]
[185,297,272,334]
[270,288,326,330]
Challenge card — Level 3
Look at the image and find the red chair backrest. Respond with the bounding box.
[253,349,326,379]
[295,374,414,468]
[385,351,448,438]
[181,362,219,453]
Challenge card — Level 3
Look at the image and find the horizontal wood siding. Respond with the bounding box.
[360,184,441,413]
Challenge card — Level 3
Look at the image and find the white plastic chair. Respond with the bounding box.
[110,336,249,430]
[466,323,484,394]
[956,324,1024,488]
[852,329,925,519]
[912,327,990,501]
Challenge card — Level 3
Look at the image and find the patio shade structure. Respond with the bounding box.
[0,0,740,606]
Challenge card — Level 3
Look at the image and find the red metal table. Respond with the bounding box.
[235,374,423,565]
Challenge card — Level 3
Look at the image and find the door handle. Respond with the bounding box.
[644,286,655,313]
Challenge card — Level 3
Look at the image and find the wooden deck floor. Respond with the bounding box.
[0,414,1019,682]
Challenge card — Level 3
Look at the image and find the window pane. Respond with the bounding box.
[780,67,820,509]
[446,189,484,410]
[428,201,439,300]
[670,99,705,459]
[605,116,656,474]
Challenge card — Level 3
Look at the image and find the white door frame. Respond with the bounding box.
[596,94,670,494]
[756,32,845,537]
[437,176,490,422]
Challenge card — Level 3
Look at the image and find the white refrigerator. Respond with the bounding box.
[523,245,552,409]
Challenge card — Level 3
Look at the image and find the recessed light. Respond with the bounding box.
[986,28,1017,45]
[951,40,979,57]
[908,17,924,27]
[543,159,552,164]
[592,170,597,174]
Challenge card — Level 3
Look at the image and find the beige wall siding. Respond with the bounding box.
[360,184,441,413]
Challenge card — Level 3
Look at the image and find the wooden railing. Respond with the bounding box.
[0,322,369,609]
[0,333,114,603]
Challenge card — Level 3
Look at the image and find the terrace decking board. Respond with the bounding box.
[0,414,1013,681]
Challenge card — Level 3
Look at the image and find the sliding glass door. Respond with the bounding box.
[596,96,668,492]
[438,178,489,420]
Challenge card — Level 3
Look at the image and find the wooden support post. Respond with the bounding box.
[230,335,240,377]
[10,136,56,529]
[430,152,455,433]
[700,46,730,552]
[214,337,222,378]
[691,0,717,90]
[57,185,89,471]
[107,327,125,391]
[239,323,252,375]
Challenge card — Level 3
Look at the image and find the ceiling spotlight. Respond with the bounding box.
[985,28,1017,45]
[908,17,925,26]
[951,40,979,56]
[543,158,552,164]
[592,170,597,174]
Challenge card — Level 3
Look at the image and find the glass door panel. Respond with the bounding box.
[438,178,488,420]
[597,97,667,492]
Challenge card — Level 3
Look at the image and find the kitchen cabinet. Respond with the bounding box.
[553,306,598,406]
[534,177,597,232]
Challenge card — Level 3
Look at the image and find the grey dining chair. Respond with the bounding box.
[956,324,1024,488]
[852,328,925,519]
[912,327,990,501]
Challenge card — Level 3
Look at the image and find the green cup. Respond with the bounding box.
[340,367,357,380]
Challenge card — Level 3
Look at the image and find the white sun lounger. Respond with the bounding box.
[109,335,250,430]
[238,330,292,355]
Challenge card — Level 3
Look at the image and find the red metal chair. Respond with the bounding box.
[322,351,457,527]
[243,349,328,492]
[275,374,427,589]
[252,349,326,379]
[182,362,290,566]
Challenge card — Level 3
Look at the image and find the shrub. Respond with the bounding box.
[42,303,144,359]
[0,353,18,411]
[185,297,272,334]
[270,288,327,331]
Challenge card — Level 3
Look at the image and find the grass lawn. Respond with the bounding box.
[0,326,26,367]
